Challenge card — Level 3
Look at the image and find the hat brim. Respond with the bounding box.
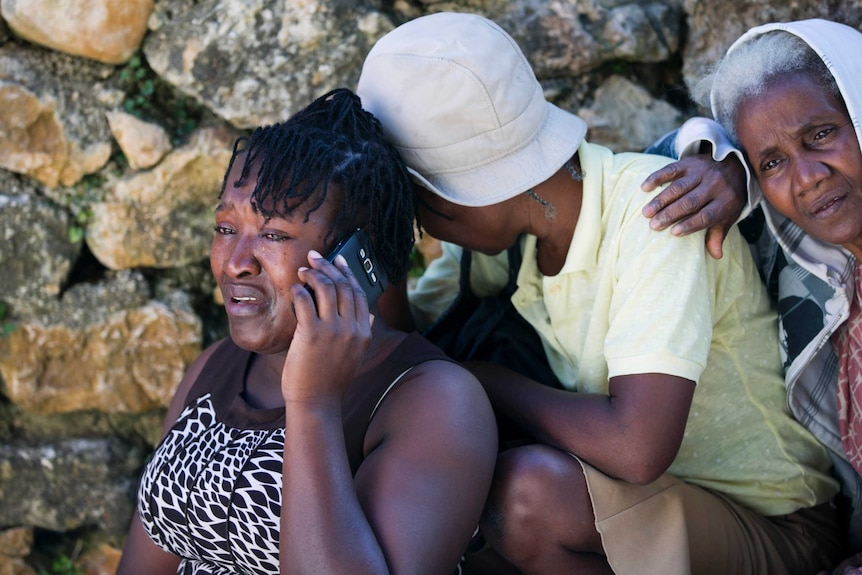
[406,102,588,207]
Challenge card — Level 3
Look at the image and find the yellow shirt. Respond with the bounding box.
[411,141,837,516]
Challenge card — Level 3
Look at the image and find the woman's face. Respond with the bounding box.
[415,184,522,255]
[211,161,338,355]
[736,71,862,256]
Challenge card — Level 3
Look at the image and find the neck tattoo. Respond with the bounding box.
[527,189,557,221]
[526,154,584,222]
[565,157,584,181]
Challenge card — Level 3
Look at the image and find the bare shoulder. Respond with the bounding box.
[367,359,497,452]
[401,359,490,408]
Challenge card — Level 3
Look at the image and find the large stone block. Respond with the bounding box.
[86,126,237,270]
[0,181,80,315]
[143,0,394,128]
[0,44,114,188]
[0,273,202,415]
[1,0,154,65]
[0,438,144,535]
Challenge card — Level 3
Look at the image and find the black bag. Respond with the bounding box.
[423,240,562,390]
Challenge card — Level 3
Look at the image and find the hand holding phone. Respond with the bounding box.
[286,230,382,403]
[308,228,389,309]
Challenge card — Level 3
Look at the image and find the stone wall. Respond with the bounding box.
[1,0,861,572]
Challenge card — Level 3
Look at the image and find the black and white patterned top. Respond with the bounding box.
[137,334,449,574]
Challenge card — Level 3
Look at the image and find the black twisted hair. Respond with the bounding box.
[220,88,417,283]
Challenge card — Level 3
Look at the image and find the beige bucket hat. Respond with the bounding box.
[357,12,588,207]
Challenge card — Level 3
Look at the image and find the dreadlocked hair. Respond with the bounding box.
[219,88,417,283]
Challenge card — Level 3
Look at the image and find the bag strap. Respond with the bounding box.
[503,238,524,297]
[459,247,473,291]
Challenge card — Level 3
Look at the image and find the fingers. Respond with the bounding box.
[641,161,709,227]
[643,181,691,222]
[641,162,683,194]
[642,154,746,236]
[704,226,726,260]
[648,181,711,231]
[298,250,368,322]
[291,268,316,321]
[332,254,370,321]
[668,201,721,236]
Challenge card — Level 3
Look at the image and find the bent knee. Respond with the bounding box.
[483,445,589,538]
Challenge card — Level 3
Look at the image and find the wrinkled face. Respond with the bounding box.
[736,71,862,254]
[211,161,339,355]
[415,184,521,255]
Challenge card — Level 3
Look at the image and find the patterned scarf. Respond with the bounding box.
[836,263,862,474]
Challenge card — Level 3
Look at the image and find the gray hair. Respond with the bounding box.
[694,30,841,143]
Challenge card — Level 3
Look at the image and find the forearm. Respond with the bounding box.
[280,402,389,575]
[475,365,688,484]
[484,378,627,474]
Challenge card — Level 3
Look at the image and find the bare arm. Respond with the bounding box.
[281,362,496,574]
[279,252,497,574]
[469,362,694,485]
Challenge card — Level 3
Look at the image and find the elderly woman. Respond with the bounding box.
[115,88,498,575]
[642,18,862,573]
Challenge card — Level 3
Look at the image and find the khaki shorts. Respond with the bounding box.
[579,459,842,575]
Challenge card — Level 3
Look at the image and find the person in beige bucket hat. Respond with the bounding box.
[358,11,841,575]
[357,12,587,208]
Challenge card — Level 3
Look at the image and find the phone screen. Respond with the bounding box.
[322,228,389,307]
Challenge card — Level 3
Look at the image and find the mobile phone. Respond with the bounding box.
[309,228,389,308]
